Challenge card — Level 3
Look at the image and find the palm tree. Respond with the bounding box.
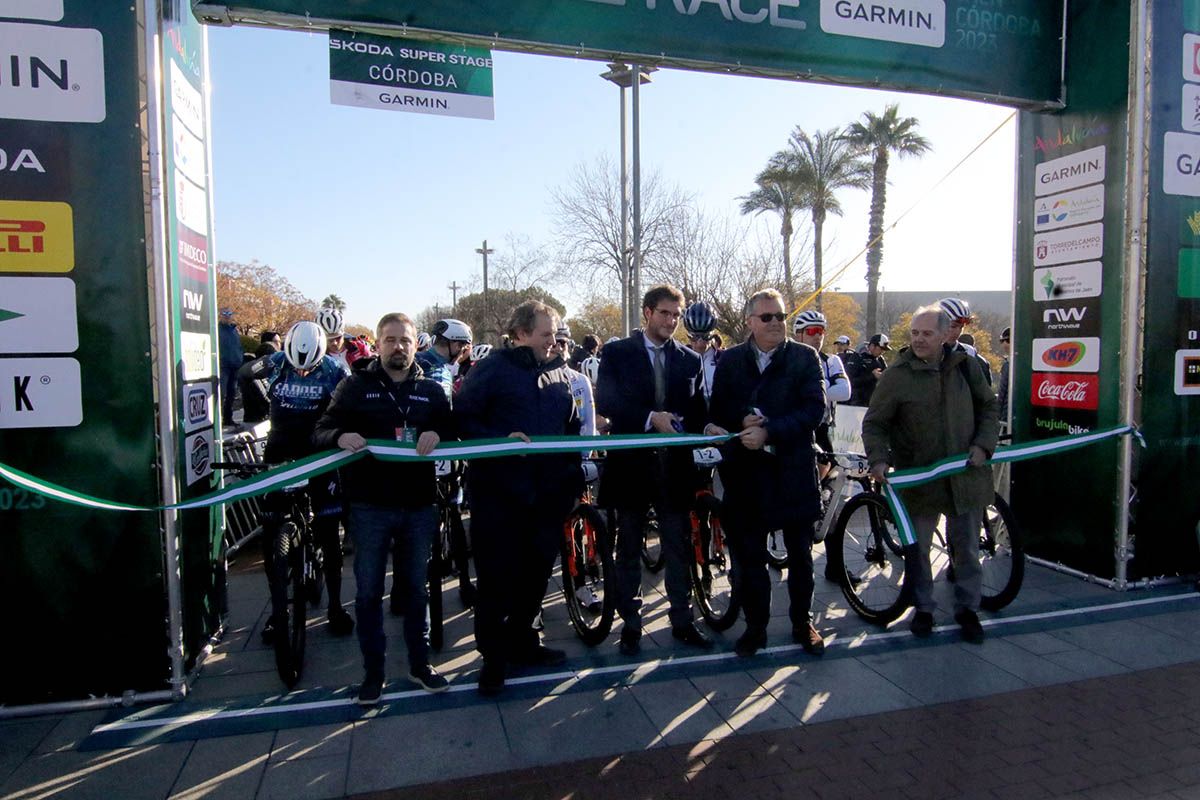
[782,127,871,310]
[844,104,932,335]
[738,153,807,307]
[320,293,346,312]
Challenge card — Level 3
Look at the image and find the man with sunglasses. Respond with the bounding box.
[596,285,712,656]
[706,289,826,658]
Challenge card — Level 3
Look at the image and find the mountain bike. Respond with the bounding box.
[427,459,474,651]
[561,459,615,645]
[640,505,664,573]
[214,461,321,687]
[689,447,739,631]
[822,453,1025,625]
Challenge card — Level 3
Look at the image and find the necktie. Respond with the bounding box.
[652,346,666,410]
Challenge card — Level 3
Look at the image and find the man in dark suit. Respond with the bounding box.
[707,289,827,658]
[596,285,713,656]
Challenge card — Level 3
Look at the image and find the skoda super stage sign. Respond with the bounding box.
[195,0,1067,109]
[329,32,493,120]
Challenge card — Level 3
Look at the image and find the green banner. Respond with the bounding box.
[0,2,166,701]
[195,0,1066,108]
[1134,0,1200,577]
[1011,2,1130,578]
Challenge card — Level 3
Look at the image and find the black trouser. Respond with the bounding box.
[726,518,816,634]
[614,505,693,634]
[470,491,572,662]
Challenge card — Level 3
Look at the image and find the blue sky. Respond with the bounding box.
[207,24,1016,331]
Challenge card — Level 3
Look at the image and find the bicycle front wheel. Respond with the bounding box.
[829,492,909,625]
[691,494,740,631]
[562,504,615,646]
[270,522,306,687]
[979,495,1025,611]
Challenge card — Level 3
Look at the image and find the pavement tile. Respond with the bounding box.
[0,742,192,800]
[858,643,1028,705]
[0,717,56,783]
[1050,619,1200,671]
[258,752,347,800]
[168,731,273,799]
[749,659,922,724]
[626,677,734,747]
[1040,648,1129,679]
[270,722,355,762]
[705,691,802,735]
[347,704,513,792]
[33,711,109,755]
[500,686,659,769]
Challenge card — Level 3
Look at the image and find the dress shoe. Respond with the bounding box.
[734,629,767,658]
[508,644,567,667]
[671,624,714,649]
[618,628,641,656]
[955,609,985,644]
[793,622,825,656]
[910,611,934,638]
[478,659,505,696]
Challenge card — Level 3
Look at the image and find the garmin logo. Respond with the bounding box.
[0,23,106,123]
[821,0,945,47]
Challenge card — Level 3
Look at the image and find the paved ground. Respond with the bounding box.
[3,535,1200,799]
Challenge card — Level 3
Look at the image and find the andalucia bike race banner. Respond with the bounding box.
[1012,3,1130,578]
[0,2,166,701]
[195,0,1066,108]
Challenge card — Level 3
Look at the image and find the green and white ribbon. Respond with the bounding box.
[881,425,1140,547]
[0,432,732,513]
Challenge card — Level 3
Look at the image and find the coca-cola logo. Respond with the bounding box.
[1030,372,1099,410]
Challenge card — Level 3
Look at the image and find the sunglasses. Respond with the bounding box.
[799,326,825,336]
[752,312,787,323]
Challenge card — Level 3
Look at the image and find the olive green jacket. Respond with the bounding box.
[861,345,999,517]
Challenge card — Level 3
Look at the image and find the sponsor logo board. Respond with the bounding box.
[1032,337,1101,373]
[0,1,63,21]
[1034,261,1102,301]
[1163,131,1200,197]
[180,331,212,380]
[169,59,203,135]
[185,428,213,485]
[1030,372,1099,410]
[1033,222,1104,267]
[1185,33,1200,83]
[1035,145,1105,197]
[819,0,944,47]
[0,355,80,428]
[1180,249,1200,298]
[174,173,208,235]
[1185,83,1200,133]
[176,224,209,279]
[0,22,105,123]
[1038,298,1100,336]
[1030,408,1096,440]
[1033,184,1104,232]
[0,276,76,352]
[182,381,213,433]
[171,114,206,187]
[1175,349,1200,395]
[179,280,210,330]
[0,199,72,272]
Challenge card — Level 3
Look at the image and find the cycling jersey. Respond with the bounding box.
[248,351,349,463]
[819,352,851,423]
[566,366,597,438]
[415,348,455,402]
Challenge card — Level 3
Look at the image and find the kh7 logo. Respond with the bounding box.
[1041,341,1087,368]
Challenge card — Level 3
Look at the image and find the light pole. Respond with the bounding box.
[600,62,654,334]
[475,240,494,339]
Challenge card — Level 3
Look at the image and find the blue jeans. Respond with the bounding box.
[348,503,436,677]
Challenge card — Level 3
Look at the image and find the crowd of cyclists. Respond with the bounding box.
[234,288,1008,705]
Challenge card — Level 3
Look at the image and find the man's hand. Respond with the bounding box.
[650,411,681,434]
[416,431,440,456]
[508,431,531,443]
[740,426,768,450]
[742,413,765,429]
[704,423,729,437]
[872,368,883,378]
[337,432,367,452]
[967,445,988,467]
[870,462,889,483]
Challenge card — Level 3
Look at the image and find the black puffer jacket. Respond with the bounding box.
[454,346,583,506]
[312,359,452,508]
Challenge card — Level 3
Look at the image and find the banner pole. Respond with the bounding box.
[1116,0,1151,591]
[143,0,188,697]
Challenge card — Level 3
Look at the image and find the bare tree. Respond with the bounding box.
[489,233,556,293]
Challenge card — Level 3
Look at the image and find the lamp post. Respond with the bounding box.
[600,62,654,334]
[475,240,494,339]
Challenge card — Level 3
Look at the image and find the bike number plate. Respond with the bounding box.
[434,460,452,477]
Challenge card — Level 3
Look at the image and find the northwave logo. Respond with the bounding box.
[821,0,945,47]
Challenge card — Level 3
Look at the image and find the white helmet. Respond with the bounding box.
[285,321,327,371]
[555,323,571,341]
[793,309,827,330]
[315,307,344,336]
[581,355,601,383]
[416,332,432,350]
[471,343,493,362]
[431,318,472,343]
[939,298,972,322]
[606,336,621,345]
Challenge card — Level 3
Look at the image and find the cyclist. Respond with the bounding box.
[792,310,851,461]
[939,298,993,386]
[682,301,719,405]
[416,331,432,352]
[317,307,348,370]
[246,320,354,642]
[861,304,998,643]
[844,333,890,407]
[417,318,472,402]
[597,285,712,657]
[314,312,454,702]
[569,334,600,372]
[343,336,375,372]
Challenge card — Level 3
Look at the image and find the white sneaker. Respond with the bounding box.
[574,585,602,614]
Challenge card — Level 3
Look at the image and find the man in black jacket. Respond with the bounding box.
[707,289,827,658]
[455,299,583,696]
[844,333,890,407]
[596,285,712,656]
[313,312,453,706]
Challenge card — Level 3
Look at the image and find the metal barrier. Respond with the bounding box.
[219,423,269,556]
